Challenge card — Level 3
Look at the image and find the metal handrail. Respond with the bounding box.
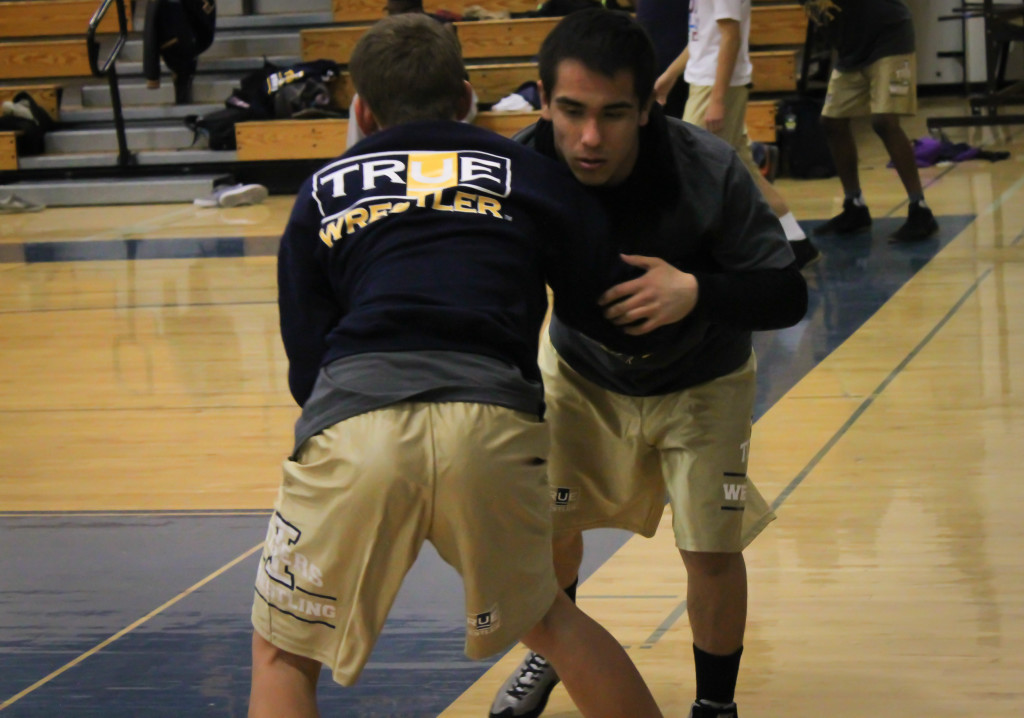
[86,0,134,167]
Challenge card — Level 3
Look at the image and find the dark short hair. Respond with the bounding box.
[349,14,466,126]
[538,8,657,105]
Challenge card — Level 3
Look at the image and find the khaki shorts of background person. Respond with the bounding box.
[822,53,917,118]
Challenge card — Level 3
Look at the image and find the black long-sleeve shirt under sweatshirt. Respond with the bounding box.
[518,106,808,395]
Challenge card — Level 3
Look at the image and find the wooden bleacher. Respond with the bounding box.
[235,111,542,161]
[242,2,804,161]
[0,131,16,171]
[235,101,780,162]
[0,0,131,83]
[0,0,128,38]
[302,16,557,64]
[333,0,538,24]
[329,62,539,109]
[749,4,807,47]
[0,39,92,80]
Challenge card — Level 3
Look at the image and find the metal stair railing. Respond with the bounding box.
[87,0,135,167]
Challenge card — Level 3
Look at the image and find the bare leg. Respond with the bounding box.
[553,530,584,590]
[522,592,663,718]
[249,632,322,718]
[751,169,790,217]
[821,116,861,198]
[871,113,923,197]
[679,551,747,654]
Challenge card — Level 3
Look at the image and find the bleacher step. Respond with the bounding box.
[216,11,333,30]
[18,148,237,170]
[82,78,243,107]
[114,55,301,78]
[0,175,232,206]
[44,125,198,153]
[217,0,331,16]
[60,104,224,124]
[118,33,302,63]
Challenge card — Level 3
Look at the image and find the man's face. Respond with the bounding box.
[541,59,651,187]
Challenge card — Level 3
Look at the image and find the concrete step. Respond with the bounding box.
[60,104,224,124]
[114,54,301,77]
[118,33,301,63]
[228,0,332,15]
[18,148,238,170]
[0,175,233,207]
[215,11,333,30]
[44,124,198,153]
[82,77,241,106]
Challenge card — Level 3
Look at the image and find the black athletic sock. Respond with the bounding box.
[693,644,743,705]
[563,577,578,603]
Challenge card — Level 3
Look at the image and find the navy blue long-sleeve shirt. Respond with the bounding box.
[278,120,636,413]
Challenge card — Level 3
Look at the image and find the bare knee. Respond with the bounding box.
[251,631,322,684]
[821,115,848,139]
[680,550,744,579]
[553,531,583,589]
[870,113,902,139]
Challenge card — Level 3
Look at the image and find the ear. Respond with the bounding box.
[456,80,474,121]
[354,94,380,135]
[638,91,655,127]
[538,80,552,120]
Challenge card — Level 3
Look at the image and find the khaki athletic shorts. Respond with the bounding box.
[251,402,559,686]
[822,53,917,118]
[540,336,775,552]
[683,84,760,178]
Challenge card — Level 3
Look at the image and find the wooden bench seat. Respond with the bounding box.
[0,0,129,38]
[0,131,16,170]
[0,84,61,120]
[302,17,557,64]
[0,39,92,80]
[334,0,538,24]
[236,112,540,160]
[751,49,797,93]
[750,4,807,47]
[236,101,778,162]
[331,62,538,109]
[333,0,804,42]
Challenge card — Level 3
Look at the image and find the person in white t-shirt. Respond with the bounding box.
[655,0,820,270]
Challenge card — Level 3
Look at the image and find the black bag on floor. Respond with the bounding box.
[0,91,56,155]
[776,95,836,179]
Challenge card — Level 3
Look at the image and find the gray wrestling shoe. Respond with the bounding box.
[488,651,560,718]
[689,699,739,718]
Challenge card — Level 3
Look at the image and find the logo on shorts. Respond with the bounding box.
[723,483,747,502]
[551,486,579,512]
[468,604,501,635]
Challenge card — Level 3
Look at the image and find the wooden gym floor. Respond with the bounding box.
[1,98,1023,716]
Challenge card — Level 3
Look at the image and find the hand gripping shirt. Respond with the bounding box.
[278,120,636,450]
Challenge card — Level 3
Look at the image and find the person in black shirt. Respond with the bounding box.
[488,10,806,718]
[803,0,939,243]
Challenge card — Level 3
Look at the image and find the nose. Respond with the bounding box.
[580,116,601,149]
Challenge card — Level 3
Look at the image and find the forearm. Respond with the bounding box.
[665,46,691,85]
[692,265,808,331]
[712,20,741,102]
